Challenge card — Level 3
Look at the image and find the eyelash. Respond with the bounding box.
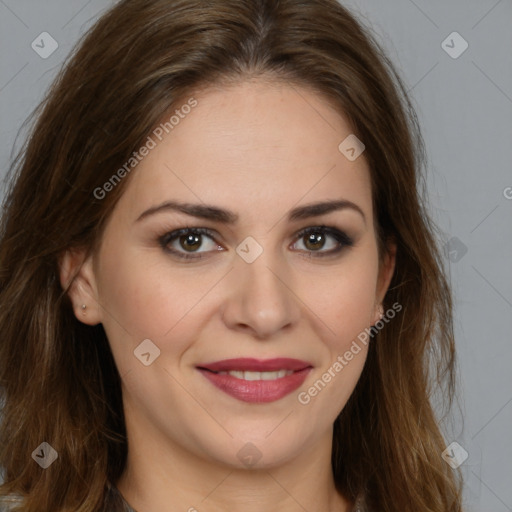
[158,225,354,261]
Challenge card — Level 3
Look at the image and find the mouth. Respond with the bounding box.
[196,358,313,403]
[211,369,295,380]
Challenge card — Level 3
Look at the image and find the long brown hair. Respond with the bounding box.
[0,0,463,510]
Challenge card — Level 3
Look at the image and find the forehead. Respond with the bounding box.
[117,80,373,224]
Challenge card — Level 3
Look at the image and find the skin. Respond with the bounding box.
[60,79,396,512]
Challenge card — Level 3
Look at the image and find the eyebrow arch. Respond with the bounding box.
[135,199,366,225]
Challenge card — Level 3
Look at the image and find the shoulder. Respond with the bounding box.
[0,494,24,511]
[0,484,131,512]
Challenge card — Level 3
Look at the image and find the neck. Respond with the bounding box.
[116,420,353,512]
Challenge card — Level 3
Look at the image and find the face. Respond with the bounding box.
[62,79,395,470]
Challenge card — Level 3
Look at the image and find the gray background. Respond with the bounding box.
[0,0,511,510]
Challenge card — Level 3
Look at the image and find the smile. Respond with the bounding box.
[196,358,313,403]
[216,369,294,380]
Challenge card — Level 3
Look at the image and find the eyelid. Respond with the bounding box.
[158,227,220,256]
[294,225,354,248]
[158,224,355,260]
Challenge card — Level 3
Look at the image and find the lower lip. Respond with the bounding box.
[198,368,312,403]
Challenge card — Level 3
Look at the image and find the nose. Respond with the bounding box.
[221,245,301,339]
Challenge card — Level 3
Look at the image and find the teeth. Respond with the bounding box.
[217,369,294,380]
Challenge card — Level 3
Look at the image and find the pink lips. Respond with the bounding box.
[197,358,312,403]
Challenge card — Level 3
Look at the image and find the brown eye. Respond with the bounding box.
[159,228,221,260]
[158,225,354,261]
[179,233,202,252]
[293,226,354,257]
[303,231,327,251]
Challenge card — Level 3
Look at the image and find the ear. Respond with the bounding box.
[373,238,397,324]
[58,248,102,325]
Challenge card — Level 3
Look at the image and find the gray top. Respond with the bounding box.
[0,495,23,512]
[0,484,133,512]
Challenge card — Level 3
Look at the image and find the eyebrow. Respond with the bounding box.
[135,198,366,225]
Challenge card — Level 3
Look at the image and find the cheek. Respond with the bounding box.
[296,264,377,417]
[309,254,379,345]
[97,223,196,319]
[95,245,194,363]
[96,243,227,373]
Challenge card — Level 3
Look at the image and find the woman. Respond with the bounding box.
[0,0,463,510]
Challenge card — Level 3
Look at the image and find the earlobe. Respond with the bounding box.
[372,303,385,326]
[58,248,102,325]
[376,239,397,306]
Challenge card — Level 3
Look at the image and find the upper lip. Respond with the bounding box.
[197,358,312,372]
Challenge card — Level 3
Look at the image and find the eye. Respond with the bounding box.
[292,225,354,258]
[158,227,221,259]
[158,225,354,260]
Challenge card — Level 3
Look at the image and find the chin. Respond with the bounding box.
[194,429,312,470]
